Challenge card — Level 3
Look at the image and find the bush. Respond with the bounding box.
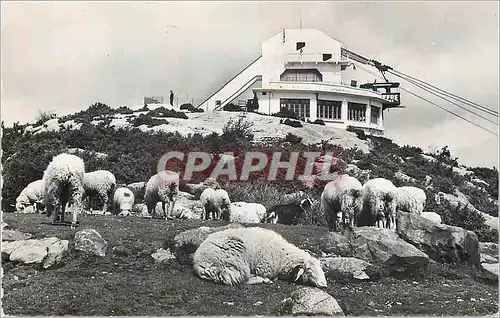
[312,119,326,125]
[346,126,367,140]
[131,114,169,127]
[223,103,243,112]
[116,106,134,114]
[281,118,303,128]
[61,102,115,122]
[271,108,299,120]
[284,133,303,144]
[34,110,56,126]
[147,107,188,119]
[180,103,204,113]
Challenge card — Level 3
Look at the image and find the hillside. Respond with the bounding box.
[1,102,499,316]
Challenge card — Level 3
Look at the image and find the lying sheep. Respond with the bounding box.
[193,227,327,287]
[357,178,397,229]
[127,181,147,203]
[395,186,426,215]
[15,179,45,213]
[227,202,267,223]
[200,188,231,220]
[145,170,180,220]
[82,170,116,214]
[42,153,85,228]
[112,187,135,215]
[266,198,313,225]
[320,174,363,231]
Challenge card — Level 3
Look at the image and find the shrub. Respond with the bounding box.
[180,103,204,113]
[116,106,134,114]
[469,167,499,199]
[61,102,115,123]
[346,126,367,140]
[223,103,243,112]
[147,107,188,119]
[282,118,303,128]
[34,110,56,126]
[271,108,299,119]
[131,114,169,127]
[312,119,326,125]
[284,133,303,144]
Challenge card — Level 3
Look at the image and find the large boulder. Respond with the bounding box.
[2,237,69,268]
[344,227,430,272]
[74,229,108,257]
[172,224,243,264]
[420,212,442,224]
[321,257,371,280]
[281,287,344,316]
[2,229,33,242]
[318,232,353,257]
[396,211,480,267]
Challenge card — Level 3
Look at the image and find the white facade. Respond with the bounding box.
[198,29,402,134]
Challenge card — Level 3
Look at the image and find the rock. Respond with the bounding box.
[282,287,344,316]
[172,224,243,264]
[396,211,480,267]
[74,229,108,257]
[151,248,176,263]
[112,245,132,256]
[394,171,416,184]
[318,232,353,257]
[2,229,33,241]
[481,254,498,264]
[480,242,498,259]
[345,227,430,272]
[321,257,371,280]
[420,212,442,224]
[2,222,9,230]
[2,237,69,268]
[481,263,498,278]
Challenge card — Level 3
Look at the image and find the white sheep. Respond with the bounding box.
[200,188,231,220]
[112,187,135,215]
[42,153,85,228]
[228,202,267,223]
[127,181,147,203]
[395,186,426,215]
[320,174,363,231]
[15,179,45,213]
[144,170,179,220]
[82,170,116,214]
[357,178,398,229]
[193,227,327,287]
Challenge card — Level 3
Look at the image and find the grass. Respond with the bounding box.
[2,213,499,316]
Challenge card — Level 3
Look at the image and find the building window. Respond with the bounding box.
[280,69,323,82]
[317,100,342,120]
[348,102,366,122]
[296,42,306,50]
[280,98,310,118]
[370,106,380,124]
[216,100,221,106]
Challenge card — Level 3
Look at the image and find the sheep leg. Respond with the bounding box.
[101,192,108,215]
[169,199,176,219]
[246,276,274,285]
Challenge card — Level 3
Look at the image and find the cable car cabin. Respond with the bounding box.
[360,82,401,109]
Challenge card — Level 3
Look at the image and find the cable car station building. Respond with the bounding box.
[198,29,403,135]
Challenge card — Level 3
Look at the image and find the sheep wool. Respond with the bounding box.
[42,153,85,228]
[320,174,363,231]
[357,178,398,229]
[228,202,267,223]
[200,188,231,220]
[193,227,327,287]
[112,187,135,215]
[395,186,426,215]
[15,179,45,212]
[82,170,116,214]
[144,170,180,219]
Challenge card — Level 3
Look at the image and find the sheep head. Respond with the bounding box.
[293,257,327,288]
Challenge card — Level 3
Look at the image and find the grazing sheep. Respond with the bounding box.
[227,202,267,223]
[112,187,135,215]
[15,179,45,213]
[320,174,363,232]
[42,153,85,228]
[357,178,398,229]
[193,227,327,287]
[200,188,231,220]
[127,181,147,203]
[266,198,313,225]
[395,186,426,215]
[82,170,116,214]
[144,171,180,220]
[183,177,221,199]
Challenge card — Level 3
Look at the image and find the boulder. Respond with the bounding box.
[281,287,344,316]
[74,229,108,257]
[420,212,442,224]
[345,227,430,272]
[318,232,353,257]
[321,257,371,280]
[481,254,498,264]
[151,248,176,263]
[396,211,480,267]
[2,229,33,242]
[112,245,132,257]
[481,262,498,279]
[2,237,69,268]
[172,224,243,264]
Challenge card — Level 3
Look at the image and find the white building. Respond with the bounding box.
[198,29,403,135]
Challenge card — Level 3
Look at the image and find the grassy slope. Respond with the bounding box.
[2,213,498,316]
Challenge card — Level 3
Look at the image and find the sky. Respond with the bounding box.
[1,1,499,168]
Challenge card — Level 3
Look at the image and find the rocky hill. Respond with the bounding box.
[1,102,499,316]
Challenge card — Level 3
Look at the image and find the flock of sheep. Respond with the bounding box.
[13,152,427,287]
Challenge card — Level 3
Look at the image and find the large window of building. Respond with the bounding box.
[280,99,310,118]
[280,69,323,82]
[317,100,342,120]
[370,106,380,125]
[348,102,366,122]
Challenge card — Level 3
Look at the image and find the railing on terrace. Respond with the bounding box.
[286,52,345,63]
